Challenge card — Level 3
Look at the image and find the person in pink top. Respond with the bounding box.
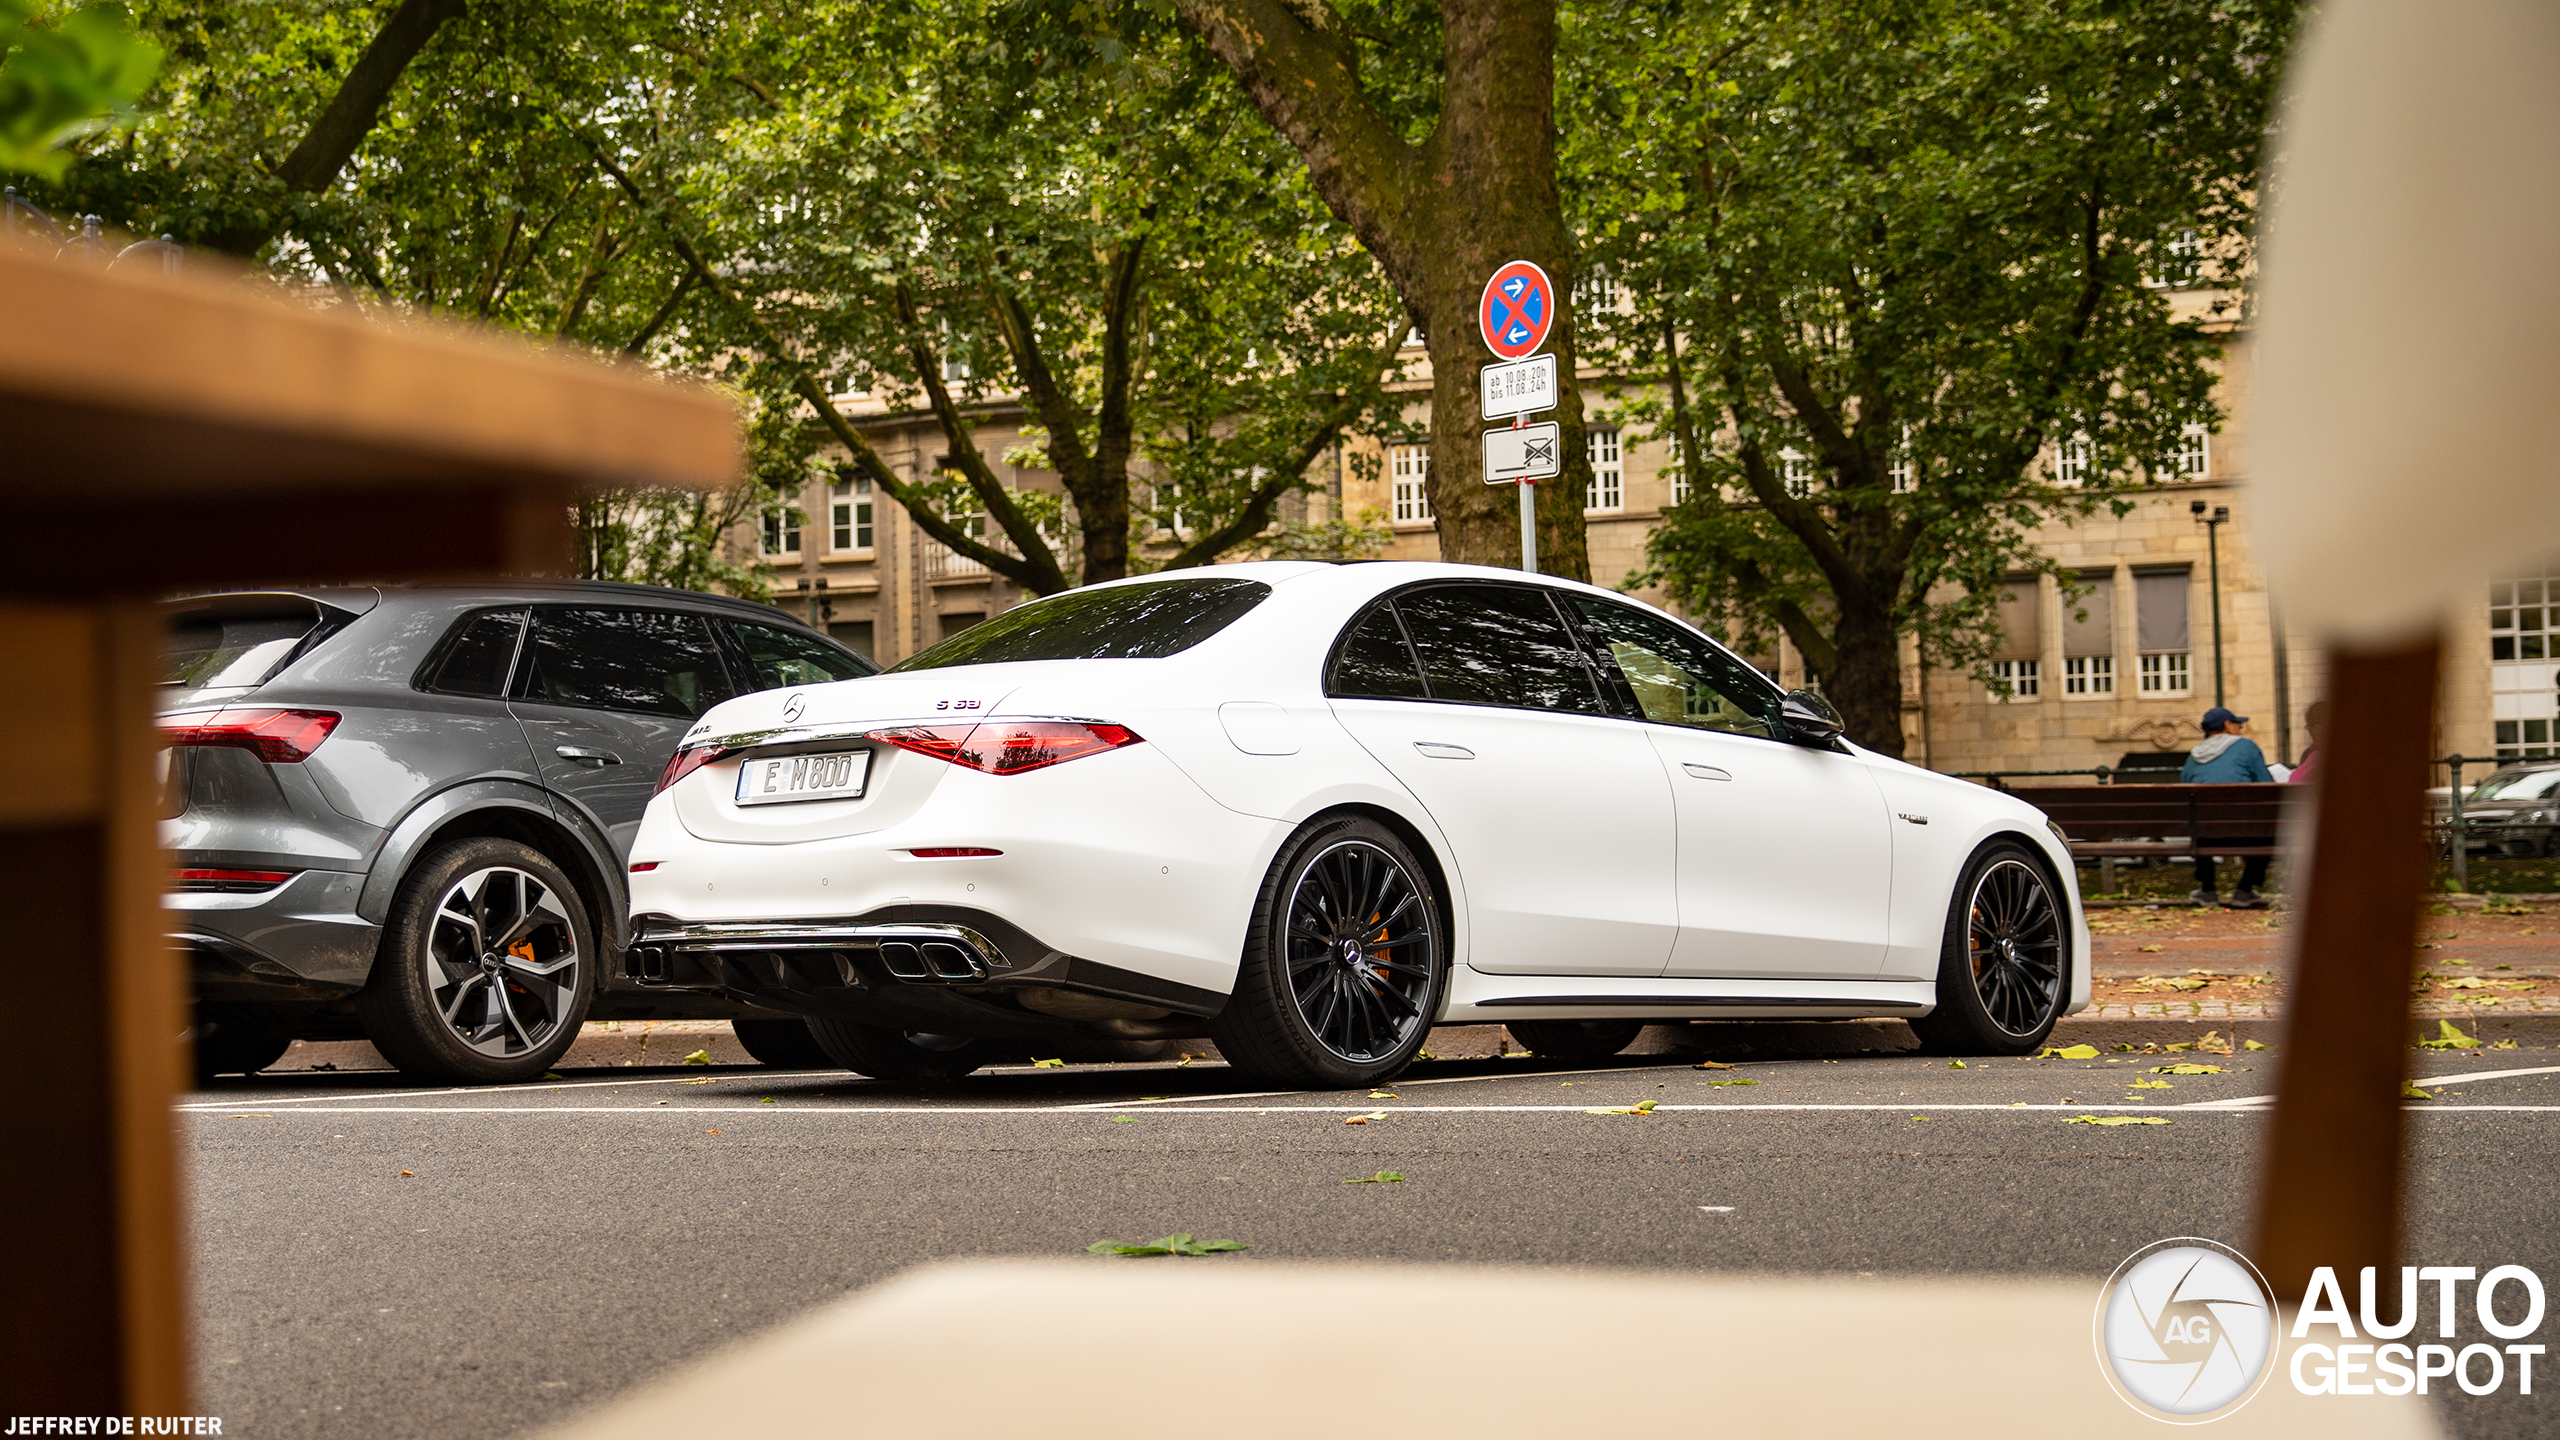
[2289,700,2327,785]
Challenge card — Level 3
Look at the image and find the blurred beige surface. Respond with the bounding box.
[539,1260,2437,1439]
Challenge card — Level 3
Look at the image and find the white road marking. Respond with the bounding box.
[2182,1063,2560,1110]
[177,1069,838,1111]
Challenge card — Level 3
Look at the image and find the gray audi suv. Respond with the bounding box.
[165,581,874,1083]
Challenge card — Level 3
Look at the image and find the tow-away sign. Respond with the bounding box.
[1482,422,1562,485]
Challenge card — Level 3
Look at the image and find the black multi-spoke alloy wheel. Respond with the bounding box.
[732,1017,836,1068]
[806,1018,995,1081]
[1910,841,2069,1056]
[1503,1019,1647,1060]
[1213,816,1447,1089]
[357,837,596,1083]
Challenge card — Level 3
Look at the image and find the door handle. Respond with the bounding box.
[556,746,622,767]
[1682,762,1733,781]
[1413,742,1475,760]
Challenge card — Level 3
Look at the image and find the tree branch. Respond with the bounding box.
[893,282,1072,594]
[1163,318,1402,569]
[211,0,470,255]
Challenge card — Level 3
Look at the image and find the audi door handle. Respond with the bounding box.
[556,746,622,767]
[1682,763,1733,781]
[1413,742,1475,760]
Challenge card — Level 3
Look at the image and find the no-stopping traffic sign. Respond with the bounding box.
[1478,260,1556,360]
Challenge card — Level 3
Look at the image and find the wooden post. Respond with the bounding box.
[2250,638,2441,1297]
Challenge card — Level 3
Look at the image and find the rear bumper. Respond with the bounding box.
[169,869,378,1001]
[623,905,1229,1040]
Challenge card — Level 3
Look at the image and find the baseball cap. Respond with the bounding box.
[2201,706,2249,731]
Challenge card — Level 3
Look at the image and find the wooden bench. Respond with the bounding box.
[2000,783,2299,894]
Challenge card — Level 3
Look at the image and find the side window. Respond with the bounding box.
[724,620,877,690]
[1327,602,1429,700]
[418,609,526,699]
[1569,597,1780,739]
[1393,584,1605,715]
[513,609,736,718]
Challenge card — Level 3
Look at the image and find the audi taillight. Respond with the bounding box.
[161,709,340,763]
[874,721,1143,776]
[655,743,724,796]
[169,868,296,893]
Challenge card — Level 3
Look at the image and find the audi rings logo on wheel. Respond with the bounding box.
[782,692,806,723]
[2095,1238,2280,1422]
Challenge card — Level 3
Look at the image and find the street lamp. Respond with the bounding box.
[2191,499,2230,706]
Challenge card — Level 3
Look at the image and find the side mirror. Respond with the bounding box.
[1778,688,1846,747]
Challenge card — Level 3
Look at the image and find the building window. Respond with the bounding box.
[1989,576,2040,701]
[1573,268,1619,315]
[2053,429,2092,487]
[1391,441,1433,523]
[2062,568,2115,695]
[2491,572,2560,761]
[1779,448,1816,497]
[1889,441,1917,494]
[2168,424,2210,480]
[2135,566,2190,694]
[761,505,801,557]
[2064,656,2115,695]
[1990,658,2041,700]
[830,477,873,552]
[1585,427,1622,513]
[2159,228,2204,288]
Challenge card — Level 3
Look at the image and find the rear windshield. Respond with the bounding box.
[164,599,340,691]
[888,578,1272,672]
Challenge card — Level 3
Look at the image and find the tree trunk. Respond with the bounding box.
[1826,600,1907,760]
[1178,0,1590,580]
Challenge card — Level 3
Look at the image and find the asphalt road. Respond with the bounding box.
[184,1031,2560,1439]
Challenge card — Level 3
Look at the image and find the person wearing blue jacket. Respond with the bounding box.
[2181,706,2275,906]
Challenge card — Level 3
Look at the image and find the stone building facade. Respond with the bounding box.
[741,326,2533,785]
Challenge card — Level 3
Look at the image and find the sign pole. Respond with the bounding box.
[1518,478,1538,575]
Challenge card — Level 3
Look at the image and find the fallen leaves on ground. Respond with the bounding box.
[758,1097,777,1104]
[1033,1058,1066,1068]
[704,1129,722,1134]
[682,1049,711,1066]
[1910,1115,1930,1122]
[2417,1021,2480,1050]
[2402,1082,2433,1100]
[2037,1044,2100,1060]
[398,1170,414,1176]
[1109,1116,1139,1123]
[2154,1063,2225,1075]
[1585,1099,1660,1116]
[1948,1061,1967,1069]
[1366,1091,1398,1099]
[2244,1039,2273,1051]
[1086,1233,1249,1257]
[2138,945,2166,954]
[2065,1116,2172,1126]
[1694,1060,1736,1070]
[2128,1079,2173,1090]
[1343,1170,1403,1185]
[1345,1111,1388,1125]
[540,1072,564,1080]
[2493,1039,2520,1050]
[1706,1079,1757,1087]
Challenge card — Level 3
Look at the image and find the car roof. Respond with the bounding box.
[165,578,827,634]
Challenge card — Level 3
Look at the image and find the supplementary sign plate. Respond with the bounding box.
[1480,354,1558,420]
[1483,422,1562,484]
[1478,261,1556,360]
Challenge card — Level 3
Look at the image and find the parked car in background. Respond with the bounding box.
[165,581,876,1083]
[2431,760,2560,857]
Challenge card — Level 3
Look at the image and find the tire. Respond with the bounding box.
[1908,841,2068,1056]
[193,1018,292,1083]
[806,1017,995,1080]
[1211,815,1448,1089]
[1504,1019,1645,1060]
[731,1017,835,1069]
[356,837,597,1084]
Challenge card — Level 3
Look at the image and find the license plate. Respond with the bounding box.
[734,749,871,806]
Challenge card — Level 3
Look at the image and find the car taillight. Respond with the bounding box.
[161,709,340,763]
[655,743,724,796]
[874,721,1143,776]
[169,868,295,892]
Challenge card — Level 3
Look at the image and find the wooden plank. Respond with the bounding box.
[2252,640,2439,1296]
[0,242,739,499]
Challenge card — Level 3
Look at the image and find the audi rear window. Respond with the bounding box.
[888,578,1272,671]
[163,597,347,692]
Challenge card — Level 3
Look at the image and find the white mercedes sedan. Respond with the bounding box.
[623,562,2088,1087]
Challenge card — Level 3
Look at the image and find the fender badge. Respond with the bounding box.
[1898,812,1929,825]
[782,693,806,723]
